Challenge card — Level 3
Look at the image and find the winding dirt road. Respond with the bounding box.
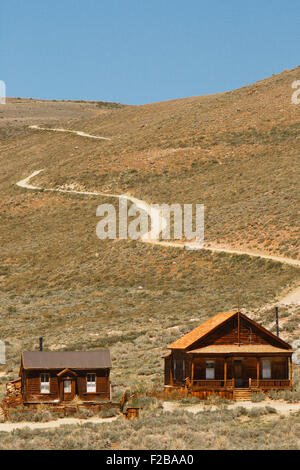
[16,123,300,306]
[29,124,112,140]
[16,169,300,267]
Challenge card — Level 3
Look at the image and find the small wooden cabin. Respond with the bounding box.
[163,311,293,399]
[19,350,112,404]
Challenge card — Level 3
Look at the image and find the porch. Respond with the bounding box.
[166,352,293,394]
[188,378,291,391]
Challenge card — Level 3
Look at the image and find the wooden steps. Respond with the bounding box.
[233,388,252,401]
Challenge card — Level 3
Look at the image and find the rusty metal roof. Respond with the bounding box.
[167,311,236,350]
[187,344,293,355]
[22,350,112,369]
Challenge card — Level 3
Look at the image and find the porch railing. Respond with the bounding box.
[249,378,291,389]
[189,379,235,390]
[186,378,291,390]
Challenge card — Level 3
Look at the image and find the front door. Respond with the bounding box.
[234,360,244,387]
[62,378,75,401]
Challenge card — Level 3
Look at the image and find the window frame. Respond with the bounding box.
[40,373,50,394]
[205,360,215,380]
[173,359,185,382]
[63,379,72,393]
[262,359,271,379]
[86,373,96,393]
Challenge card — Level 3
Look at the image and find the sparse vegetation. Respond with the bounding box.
[251,392,266,403]
[0,67,299,449]
[0,407,299,450]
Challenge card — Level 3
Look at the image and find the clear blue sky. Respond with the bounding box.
[1,0,299,105]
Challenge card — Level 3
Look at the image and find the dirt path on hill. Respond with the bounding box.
[15,170,300,267]
[16,161,300,306]
[17,124,300,305]
[278,286,300,306]
[29,124,112,140]
[0,415,118,433]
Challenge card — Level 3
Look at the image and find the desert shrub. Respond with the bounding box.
[179,396,201,406]
[8,405,60,423]
[75,407,94,419]
[204,394,231,406]
[232,406,247,417]
[251,392,266,402]
[247,406,277,418]
[264,406,277,414]
[268,389,281,400]
[281,390,300,403]
[247,408,265,418]
[98,406,120,418]
[268,388,300,403]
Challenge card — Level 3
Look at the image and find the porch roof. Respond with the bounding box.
[187,344,293,355]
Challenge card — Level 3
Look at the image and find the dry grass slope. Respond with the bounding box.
[0,69,299,449]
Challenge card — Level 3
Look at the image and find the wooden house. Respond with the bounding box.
[18,350,112,404]
[163,311,293,400]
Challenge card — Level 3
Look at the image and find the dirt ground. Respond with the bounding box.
[0,399,299,433]
[162,399,300,416]
[0,415,118,433]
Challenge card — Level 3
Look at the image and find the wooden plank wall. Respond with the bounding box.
[24,368,110,402]
[191,317,289,349]
[164,355,289,385]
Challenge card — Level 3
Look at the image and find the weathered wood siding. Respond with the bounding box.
[164,356,171,385]
[189,317,290,350]
[24,368,110,402]
[164,355,289,386]
[193,357,227,380]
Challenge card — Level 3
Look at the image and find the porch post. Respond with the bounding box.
[59,379,63,402]
[191,358,194,387]
[224,358,227,387]
[256,357,260,387]
[289,357,293,388]
[170,356,173,386]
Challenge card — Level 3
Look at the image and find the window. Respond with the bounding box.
[206,360,215,379]
[40,373,50,393]
[174,360,185,381]
[262,359,271,379]
[64,380,72,393]
[87,373,96,392]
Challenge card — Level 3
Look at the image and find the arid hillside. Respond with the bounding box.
[2,66,300,258]
[0,68,299,395]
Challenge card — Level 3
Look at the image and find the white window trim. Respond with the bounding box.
[40,373,50,394]
[87,373,96,393]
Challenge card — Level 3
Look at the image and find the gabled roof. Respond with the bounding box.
[168,311,236,350]
[21,350,112,370]
[167,311,292,351]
